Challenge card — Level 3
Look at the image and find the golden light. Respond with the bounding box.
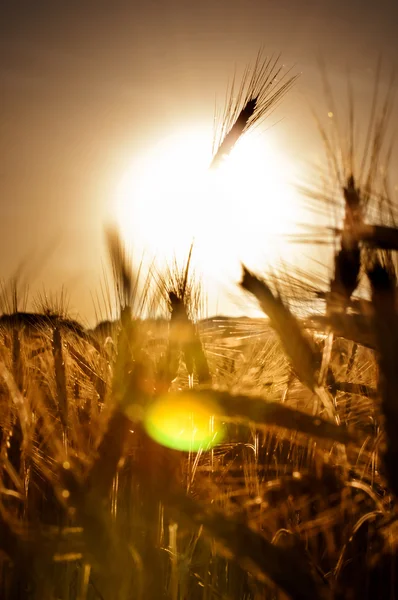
[115,126,301,282]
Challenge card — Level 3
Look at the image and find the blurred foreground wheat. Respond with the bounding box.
[0,54,397,600]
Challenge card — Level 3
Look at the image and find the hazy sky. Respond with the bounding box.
[1,0,397,323]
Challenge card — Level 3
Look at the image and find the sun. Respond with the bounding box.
[115,127,211,262]
[114,125,301,286]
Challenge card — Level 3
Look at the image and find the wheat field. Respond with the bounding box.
[0,55,397,599]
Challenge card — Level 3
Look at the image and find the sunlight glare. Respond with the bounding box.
[115,127,301,282]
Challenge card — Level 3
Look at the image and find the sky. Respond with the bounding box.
[1,0,397,324]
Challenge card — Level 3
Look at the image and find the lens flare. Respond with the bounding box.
[144,393,224,452]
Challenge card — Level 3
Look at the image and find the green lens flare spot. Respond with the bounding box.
[144,393,224,452]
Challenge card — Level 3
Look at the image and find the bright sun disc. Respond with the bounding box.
[114,127,301,280]
[144,393,224,452]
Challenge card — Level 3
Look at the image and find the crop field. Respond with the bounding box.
[1,55,398,599]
